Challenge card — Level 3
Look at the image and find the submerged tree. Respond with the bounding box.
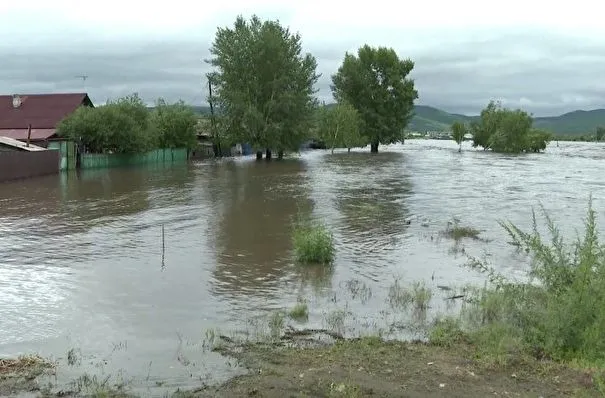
[316,103,363,153]
[451,121,467,152]
[527,129,552,152]
[331,45,418,153]
[208,15,320,160]
[470,100,549,153]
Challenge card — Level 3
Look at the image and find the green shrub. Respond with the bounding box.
[292,219,335,264]
[461,198,605,365]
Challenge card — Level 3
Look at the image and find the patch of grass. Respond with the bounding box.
[343,279,372,304]
[292,218,335,265]
[387,279,413,310]
[443,218,481,241]
[0,355,54,377]
[411,281,432,311]
[268,311,285,340]
[68,373,133,397]
[387,279,432,312]
[449,197,605,368]
[324,309,347,336]
[429,317,467,347]
[289,300,309,322]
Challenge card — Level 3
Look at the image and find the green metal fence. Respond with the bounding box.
[80,148,188,170]
[48,140,77,171]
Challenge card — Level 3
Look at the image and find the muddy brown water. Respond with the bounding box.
[1,139,604,395]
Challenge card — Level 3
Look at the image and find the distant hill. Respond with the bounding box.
[164,104,605,136]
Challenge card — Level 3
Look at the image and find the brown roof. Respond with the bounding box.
[0,93,93,130]
[0,128,57,141]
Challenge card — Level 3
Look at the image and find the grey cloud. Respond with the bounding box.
[1,29,604,116]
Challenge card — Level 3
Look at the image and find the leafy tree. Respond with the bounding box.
[57,96,154,154]
[317,103,363,153]
[470,100,548,153]
[596,126,605,142]
[489,108,533,153]
[331,45,418,153]
[151,98,198,149]
[208,15,320,160]
[470,101,502,150]
[451,121,467,152]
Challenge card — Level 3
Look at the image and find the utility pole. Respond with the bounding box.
[206,74,220,157]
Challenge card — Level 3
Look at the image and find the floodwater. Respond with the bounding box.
[1,139,604,395]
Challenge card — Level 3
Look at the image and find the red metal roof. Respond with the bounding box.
[0,93,92,130]
[0,128,57,141]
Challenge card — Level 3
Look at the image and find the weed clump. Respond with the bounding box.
[288,300,309,322]
[387,279,432,312]
[435,198,605,367]
[292,218,335,265]
[442,218,482,241]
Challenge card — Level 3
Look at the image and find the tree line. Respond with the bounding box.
[57,14,568,156]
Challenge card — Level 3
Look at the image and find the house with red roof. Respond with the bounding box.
[0,93,94,146]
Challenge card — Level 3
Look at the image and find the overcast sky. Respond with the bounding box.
[1,1,604,116]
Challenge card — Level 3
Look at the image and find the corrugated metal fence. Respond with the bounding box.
[0,150,60,182]
[80,148,188,170]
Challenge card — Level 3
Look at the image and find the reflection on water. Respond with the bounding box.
[1,140,605,392]
[328,152,413,255]
[211,159,313,300]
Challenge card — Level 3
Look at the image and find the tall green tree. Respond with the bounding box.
[451,121,467,152]
[317,103,363,154]
[331,45,418,153]
[151,99,198,149]
[208,15,320,160]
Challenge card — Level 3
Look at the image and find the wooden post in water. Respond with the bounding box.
[26,124,31,147]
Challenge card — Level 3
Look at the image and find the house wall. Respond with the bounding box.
[80,148,188,169]
[0,150,60,182]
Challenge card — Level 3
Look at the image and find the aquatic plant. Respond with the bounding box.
[288,299,309,322]
[292,218,335,265]
[442,218,481,241]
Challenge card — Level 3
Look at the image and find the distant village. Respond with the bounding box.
[406,131,473,140]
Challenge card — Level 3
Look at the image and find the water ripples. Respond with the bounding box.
[1,141,605,390]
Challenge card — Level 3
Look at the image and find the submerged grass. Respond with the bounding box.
[292,217,335,265]
[430,197,605,374]
[387,279,432,312]
[443,218,482,241]
[288,299,309,322]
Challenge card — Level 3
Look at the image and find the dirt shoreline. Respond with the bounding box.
[189,336,601,397]
[2,335,602,397]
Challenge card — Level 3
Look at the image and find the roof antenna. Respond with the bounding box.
[75,75,88,91]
